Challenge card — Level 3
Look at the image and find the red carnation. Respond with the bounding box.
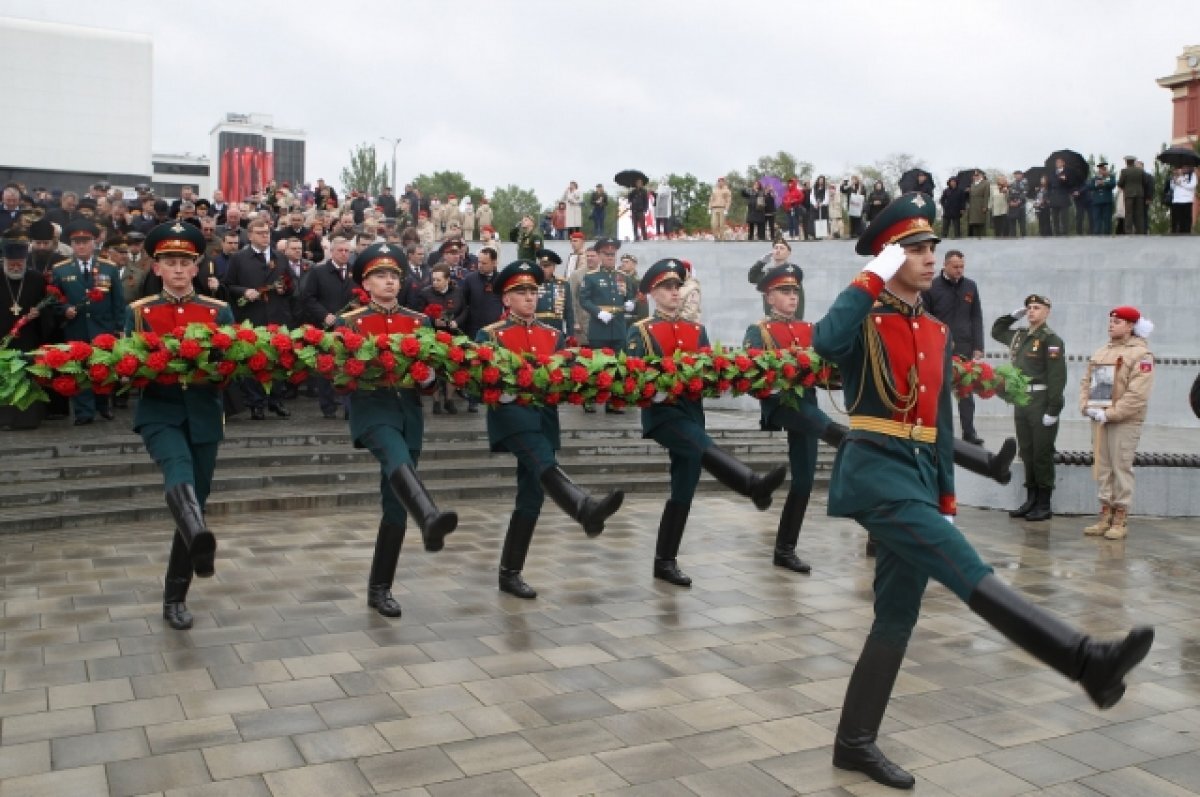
[44,348,70,369]
[425,303,443,320]
[157,373,180,385]
[549,368,565,385]
[270,334,292,352]
[172,326,186,338]
[687,377,703,393]
[980,388,997,399]
[278,352,296,369]
[566,392,584,405]
[235,328,257,343]
[247,352,269,371]
[303,326,325,345]
[578,347,593,358]
[669,381,685,396]
[569,365,588,383]
[51,375,80,396]
[734,355,752,371]
[316,354,335,374]
[410,361,431,384]
[482,388,502,404]
[255,370,272,383]
[623,377,636,395]
[713,356,730,370]
[86,288,104,303]
[756,388,773,399]
[545,391,562,405]
[642,384,657,398]
[802,373,817,387]
[68,341,92,361]
[115,355,139,377]
[88,363,111,383]
[400,337,421,358]
[373,334,391,349]
[661,358,677,374]
[795,353,811,369]
[601,347,614,356]
[287,371,308,384]
[344,358,366,377]
[178,339,203,359]
[266,324,280,333]
[734,378,751,392]
[352,287,369,305]
[145,350,170,371]
[782,364,798,380]
[435,330,452,344]
[211,332,233,350]
[475,346,494,362]
[746,348,763,357]
[482,366,501,384]
[217,360,237,377]
[763,369,777,384]
[341,331,364,352]
[596,371,614,389]
[625,357,645,372]
[451,369,470,387]
[516,367,534,388]
[93,334,117,351]
[45,285,65,301]
[448,346,465,363]
[682,355,695,366]
[378,351,396,370]
[717,379,731,392]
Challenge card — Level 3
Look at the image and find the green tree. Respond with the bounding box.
[662,173,713,233]
[411,171,481,205]
[338,143,389,197]
[488,184,542,237]
[858,152,927,195]
[746,151,813,183]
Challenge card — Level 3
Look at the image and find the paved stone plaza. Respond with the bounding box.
[1,482,1198,795]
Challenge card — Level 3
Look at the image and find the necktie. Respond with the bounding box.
[339,266,346,281]
[256,250,266,264]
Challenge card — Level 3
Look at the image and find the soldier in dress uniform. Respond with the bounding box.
[813,194,1152,790]
[627,259,787,587]
[743,263,834,574]
[125,222,235,630]
[510,214,544,261]
[338,243,458,618]
[579,237,637,413]
[534,248,573,339]
[991,294,1067,521]
[50,219,126,425]
[476,261,624,599]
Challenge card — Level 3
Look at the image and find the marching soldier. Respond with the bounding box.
[627,259,787,588]
[579,237,637,413]
[992,294,1067,521]
[125,222,234,630]
[477,261,624,599]
[813,194,1151,789]
[510,214,544,261]
[339,243,458,618]
[743,263,834,573]
[534,248,573,339]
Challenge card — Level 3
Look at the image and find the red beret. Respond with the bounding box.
[1110,306,1140,323]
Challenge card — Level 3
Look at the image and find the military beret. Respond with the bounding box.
[639,258,687,295]
[353,243,409,283]
[496,260,543,293]
[855,192,939,256]
[757,263,804,293]
[145,222,205,259]
[1025,294,1052,308]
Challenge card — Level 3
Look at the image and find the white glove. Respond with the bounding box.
[1087,408,1107,424]
[597,310,613,324]
[653,391,669,403]
[623,301,635,313]
[419,372,437,388]
[942,515,955,525]
[863,243,907,282]
[1042,414,1058,427]
[499,393,516,404]
[1011,306,1028,319]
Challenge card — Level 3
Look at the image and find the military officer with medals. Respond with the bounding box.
[992,294,1067,521]
[579,237,637,413]
[813,194,1152,790]
[627,259,787,588]
[476,260,624,599]
[743,262,834,574]
[534,248,573,339]
[339,243,458,618]
[125,222,234,630]
[510,214,544,261]
[50,219,126,425]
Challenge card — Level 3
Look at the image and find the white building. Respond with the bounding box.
[151,153,211,200]
[0,17,153,192]
[208,113,306,203]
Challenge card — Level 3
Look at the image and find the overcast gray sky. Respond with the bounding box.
[10,1,1200,202]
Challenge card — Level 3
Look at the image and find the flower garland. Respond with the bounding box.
[0,324,1027,412]
[952,355,1030,406]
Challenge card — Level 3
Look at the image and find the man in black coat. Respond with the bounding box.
[460,246,504,412]
[921,249,986,444]
[272,210,310,245]
[628,180,650,241]
[302,236,357,418]
[221,218,294,420]
[939,178,966,238]
[1047,157,1073,236]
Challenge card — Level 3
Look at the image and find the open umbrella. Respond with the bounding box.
[759,175,785,205]
[1023,166,1047,188]
[1044,150,1089,189]
[613,170,649,188]
[953,169,977,195]
[899,168,934,195]
[1156,146,1200,168]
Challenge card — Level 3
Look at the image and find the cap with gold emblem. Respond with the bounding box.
[638,258,688,295]
[496,260,543,293]
[855,191,940,256]
[756,262,803,293]
[63,219,101,241]
[536,248,561,267]
[144,222,205,259]
[353,243,409,283]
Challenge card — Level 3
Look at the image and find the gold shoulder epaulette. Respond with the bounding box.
[340,306,370,319]
[128,295,158,310]
[194,294,229,308]
[482,319,508,332]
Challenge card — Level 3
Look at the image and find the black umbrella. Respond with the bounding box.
[953,169,978,194]
[1044,149,1089,189]
[899,168,934,195]
[1023,166,1047,188]
[1156,146,1200,168]
[613,170,649,188]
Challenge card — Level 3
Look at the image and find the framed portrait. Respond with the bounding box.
[1086,364,1116,408]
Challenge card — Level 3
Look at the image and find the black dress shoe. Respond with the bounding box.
[833,741,915,790]
[250,407,266,420]
[73,417,94,426]
[163,602,194,630]
[268,403,290,418]
[773,549,812,574]
[654,559,692,586]
[367,586,402,618]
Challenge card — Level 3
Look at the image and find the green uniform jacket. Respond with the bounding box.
[513,228,544,261]
[52,258,127,340]
[1089,174,1116,205]
[476,319,564,452]
[123,295,234,445]
[535,277,574,337]
[626,316,710,438]
[812,278,956,517]
[579,268,637,343]
[743,320,823,431]
[339,306,428,453]
[990,314,1067,416]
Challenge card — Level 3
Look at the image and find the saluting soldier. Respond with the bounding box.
[743,262,834,574]
[534,248,574,339]
[579,237,637,413]
[627,259,786,588]
[50,219,126,425]
[509,214,544,261]
[339,243,458,618]
[991,294,1067,521]
[477,260,624,599]
[125,222,234,630]
[813,195,1152,790]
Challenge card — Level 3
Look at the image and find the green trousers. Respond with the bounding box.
[648,420,716,503]
[141,421,219,508]
[499,432,558,517]
[1014,393,1059,489]
[361,426,420,527]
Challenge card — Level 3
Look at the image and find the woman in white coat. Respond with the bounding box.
[562,182,583,237]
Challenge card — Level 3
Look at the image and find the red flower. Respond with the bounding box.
[802,373,817,387]
[516,367,534,388]
[548,368,565,385]
[344,358,365,377]
[235,328,257,343]
[68,341,92,361]
[596,371,614,389]
[341,331,364,352]
[762,369,777,384]
[86,288,104,303]
[482,366,501,384]
[211,332,233,350]
[374,334,391,349]
[45,285,65,301]
[687,377,703,393]
[682,355,695,366]
[734,355,753,371]
[782,364,797,380]
[425,303,443,320]
[641,384,657,398]
[435,331,452,344]
[448,346,465,363]
[172,326,186,338]
[746,348,763,357]
[482,388,502,404]
[51,375,80,396]
[661,358,677,374]
[247,352,269,371]
[623,377,637,395]
[756,388,773,399]
[669,381,685,396]
[217,361,237,377]
[410,361,432,384]
[352,287,369,305]
[625,357,645,372]
[578,347,593,358]
[156,373,180,385]
[545,391,562,405]
[145,350,171,371]
[303,326,325,345]
[178,339,203,359]
[476,346,494,362]
[569,365,588,383]
[717,379,731,392]
[452,369,470,387]
[713,356,730,370]
[601,347,614,356]
[316,354,336,373]
[270,334,292,352]
[93,334,117,351]
[566,392,584,405]
[115,355,139,377]
[88,363,111,383]
[734,378,751,392]
[795,352,811,369]
[400,337,421,358]
[278,352,296,369]
[44,348,70,369]
[255,370,272,383]
[287,371,308,384]
[378,350,396,370]
[266,324,280,333]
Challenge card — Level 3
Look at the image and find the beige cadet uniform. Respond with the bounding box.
[1078,336,1154,532]
[442,202,462,237]
[476,204,494,236]
[709,183,731,236]
[461,206,476,240]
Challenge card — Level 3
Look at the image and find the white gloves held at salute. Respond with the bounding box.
[1010,306,1028,319]
[864,244,907,282]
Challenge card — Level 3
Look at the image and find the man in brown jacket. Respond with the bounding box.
[1117,157,1146,234]
[1079,306,1155,540]
[708,177,732,238]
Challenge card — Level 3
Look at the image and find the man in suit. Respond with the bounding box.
[272,210,310,245]
[460,246,504,412]
[1047,158,1073,236]
[921,250,986,444]
[303,235,357,418]
[49,219,126,425]
[221,217,294,420]
[1117,156,1146,235]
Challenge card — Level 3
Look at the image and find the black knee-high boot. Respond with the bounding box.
[367,521,406,618]
[1010,485,1038,518]
[653,500,692,586]
[164,483,216,578]
[162,531,195,631]
[700,446,786,510]
[773,491,812,573]
[833,637,915,790]
[539,466,623,536]
[499,512,538,599]
[968,574,1153,708]
[387,464,457,551]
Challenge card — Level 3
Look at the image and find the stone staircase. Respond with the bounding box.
[0,406,834,534]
